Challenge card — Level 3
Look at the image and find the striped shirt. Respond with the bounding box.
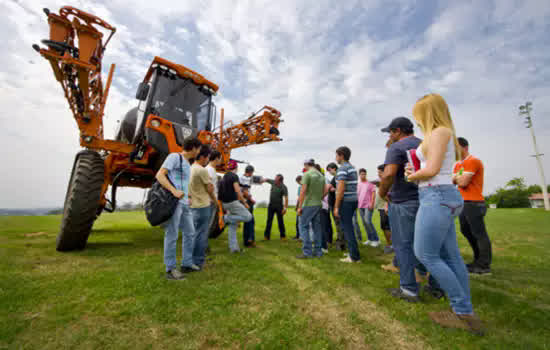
[335,162,358,202]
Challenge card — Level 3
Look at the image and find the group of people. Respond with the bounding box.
[155,93,493,336]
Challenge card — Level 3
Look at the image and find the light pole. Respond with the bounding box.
[519,102,550,211]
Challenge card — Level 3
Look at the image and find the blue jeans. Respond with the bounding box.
[222,200,253,252]
[352,211,363,242]
[243,207,255,245]
[341,200,360,261]
[299,206,323,257]
[192,206,212,267]
[360,208,380,242]
[389,199,421,294]
[164,202,195,271]
[415,185,473,315]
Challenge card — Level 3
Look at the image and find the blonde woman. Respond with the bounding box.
[406,94,484,335]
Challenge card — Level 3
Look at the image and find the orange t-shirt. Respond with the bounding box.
[453,155,484,201]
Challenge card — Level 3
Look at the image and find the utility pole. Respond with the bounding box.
[519,102,549,211]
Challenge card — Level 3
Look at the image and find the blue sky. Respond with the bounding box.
[1,0,550,208]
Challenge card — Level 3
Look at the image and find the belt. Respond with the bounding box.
[463,200,485,203]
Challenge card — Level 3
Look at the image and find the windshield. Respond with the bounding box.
[149,71,213,130]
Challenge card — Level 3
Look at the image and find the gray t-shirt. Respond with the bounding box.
[384,136,421,203]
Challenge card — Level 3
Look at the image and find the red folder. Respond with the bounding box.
[406,149,421,172]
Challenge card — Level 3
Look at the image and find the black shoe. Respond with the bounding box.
[180,264,201,274]
[423,284,446,300]
[387,288,420,303]
[466,262,475,269]
[468,265,492,276]
[296,254,312,259]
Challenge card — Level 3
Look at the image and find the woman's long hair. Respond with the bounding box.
[412,93,461,161]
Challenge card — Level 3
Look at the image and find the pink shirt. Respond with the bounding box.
[357,181,375,209]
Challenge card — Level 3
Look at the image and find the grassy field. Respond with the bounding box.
[1,208,549,349]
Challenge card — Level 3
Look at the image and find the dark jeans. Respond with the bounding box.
[320,208,333,249]
[330,205,345,249]
[341,200,360,261]
[459,202,492,269]
[243,207,255,245]
[295,215,300,238]
[265,205,286,239]
[388,199,440,295]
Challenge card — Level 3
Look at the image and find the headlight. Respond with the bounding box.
[182,126,192,138]
[151,119,161,128]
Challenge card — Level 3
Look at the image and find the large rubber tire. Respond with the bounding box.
[56,150,105,251]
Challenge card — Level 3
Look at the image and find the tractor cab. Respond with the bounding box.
[116,56,218,154]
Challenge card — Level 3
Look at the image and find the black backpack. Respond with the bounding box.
[144,155,183,226]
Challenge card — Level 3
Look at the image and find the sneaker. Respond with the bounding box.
[166,269,186,280]
[428,311,485,336]
[381,263,399,273]
[362,240,371,246]
[387,288,420,303]
[428,311,469,331]
[281,237,287,241]
[180,264,201,273]
[423,284,446,300]
[321,248,329,254]
[383,246,394,254]
[369,241,380,247]
[343,252,349,258]
[468,265,492,276]
[457,314,486,336]
[296,254,312,259]
[340,256,360,263]
[246,241,257,247]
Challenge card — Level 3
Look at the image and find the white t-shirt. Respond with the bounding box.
[206,165,218,196]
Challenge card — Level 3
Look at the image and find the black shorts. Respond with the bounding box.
[379,209,390,231]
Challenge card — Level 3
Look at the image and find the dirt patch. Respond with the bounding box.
[23,232,48,237]
[267,256,430,350]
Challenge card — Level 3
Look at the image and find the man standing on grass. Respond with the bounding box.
[262,174,289,241]
[156,137,202,280]
[357,168,380,247]
[294,175,303,240]
[206,150,222,232]
[219,160,253,253]
[327,163,345,251]
[379,117,443,301]
[453,137,492,276]
[297,159,327,259]
[334,147,361,263]
[240,165,259,247]
[188,145,218,271]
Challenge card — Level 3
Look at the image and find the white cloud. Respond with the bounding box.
[1,0,550,210]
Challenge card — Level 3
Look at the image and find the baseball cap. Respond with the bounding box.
[381,116,414,133]
[303,158,315,165]
[227,159,238,170]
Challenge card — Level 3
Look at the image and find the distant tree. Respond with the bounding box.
[486,177,530,208]
[120,202,135,211]
[256,201,268,208]
[46,208,63,215]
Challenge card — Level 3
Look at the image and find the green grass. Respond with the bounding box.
[1,208,549,349]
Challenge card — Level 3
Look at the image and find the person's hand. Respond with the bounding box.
[244,203,250,209]
[297,208,303,216]
[404,163,414,179]
[282,208,287,215]
[333,207,340,218]
[251,199,256,205]
[172,189,184,199]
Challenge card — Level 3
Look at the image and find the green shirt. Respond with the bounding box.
[301,169,325,207]
[266,179,288,209]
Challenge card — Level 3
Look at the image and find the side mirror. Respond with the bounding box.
[135,82,150,101]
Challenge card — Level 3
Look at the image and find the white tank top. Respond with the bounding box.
[416,137,455,187]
